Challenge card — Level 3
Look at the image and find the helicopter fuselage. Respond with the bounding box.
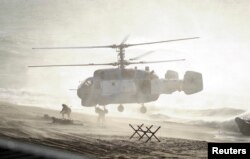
[77,68,203,106]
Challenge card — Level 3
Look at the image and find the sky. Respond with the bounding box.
[0,0,250,113]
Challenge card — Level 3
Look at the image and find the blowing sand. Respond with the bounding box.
[0,102,210,158]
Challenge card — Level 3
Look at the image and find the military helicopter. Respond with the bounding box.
[29,36,203,113]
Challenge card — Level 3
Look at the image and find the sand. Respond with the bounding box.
[0,102,208,158]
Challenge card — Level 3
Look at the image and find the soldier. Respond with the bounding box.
[60,104,71,119]
[95,106,108,126]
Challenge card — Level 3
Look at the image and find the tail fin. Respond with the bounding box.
[182,71,203,95]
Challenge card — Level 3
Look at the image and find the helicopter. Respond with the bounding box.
[29,36,203,113]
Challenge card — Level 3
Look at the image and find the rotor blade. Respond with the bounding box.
[28,62,117,67]
[126,37,199,47]
[129,50,155,61]
[127,59,185,65]
[32,37,199,50]
[32,45,116,50]
[120,34,130,45]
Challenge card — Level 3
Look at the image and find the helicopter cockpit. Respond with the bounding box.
[77,77,96,106]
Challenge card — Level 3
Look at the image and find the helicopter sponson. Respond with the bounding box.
[77,68,203,106]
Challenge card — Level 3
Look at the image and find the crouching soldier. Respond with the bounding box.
[60,104,71,119]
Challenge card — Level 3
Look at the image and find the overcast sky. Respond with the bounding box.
[0,0,250,111]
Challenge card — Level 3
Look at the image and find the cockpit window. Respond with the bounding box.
[84,78,93,86]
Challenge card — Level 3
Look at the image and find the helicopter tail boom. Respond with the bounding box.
[151,71,203,95]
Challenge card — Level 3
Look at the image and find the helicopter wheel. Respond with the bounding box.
[118,104,124,112]
[140,104,147,114]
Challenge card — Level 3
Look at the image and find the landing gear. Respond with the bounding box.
[118,104,124,112]
[140,104,147,114]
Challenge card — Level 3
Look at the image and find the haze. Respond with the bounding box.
[0,0,250,114]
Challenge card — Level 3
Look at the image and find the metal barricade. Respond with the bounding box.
[129,124,161,142]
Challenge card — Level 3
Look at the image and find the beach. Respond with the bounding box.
[0,102,210,158]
